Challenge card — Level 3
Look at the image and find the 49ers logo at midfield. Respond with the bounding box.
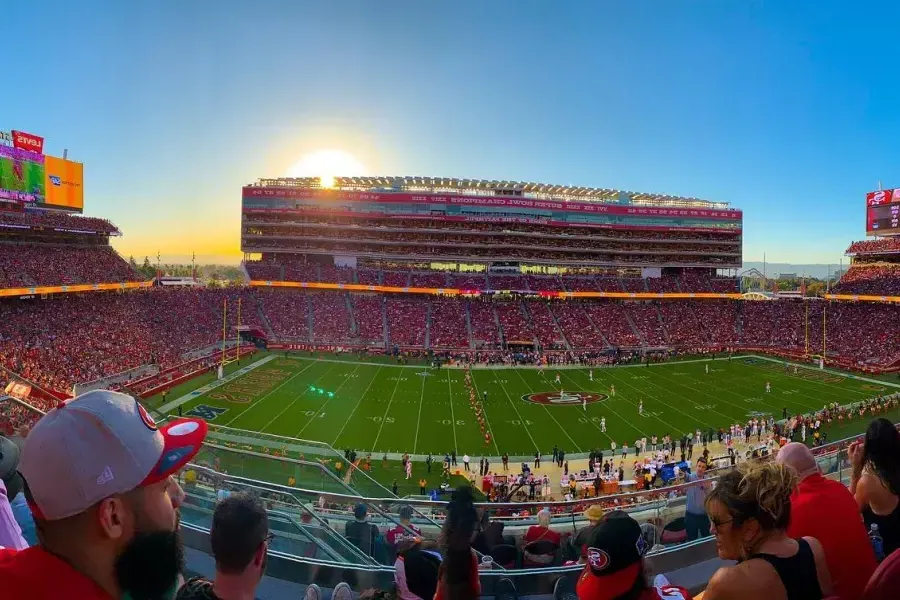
[522,391,608,406]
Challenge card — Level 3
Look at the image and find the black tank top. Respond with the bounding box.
[747,538,823,600]
[863,500,900,557]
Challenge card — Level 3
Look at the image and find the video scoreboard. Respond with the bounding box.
[866,189,900,236]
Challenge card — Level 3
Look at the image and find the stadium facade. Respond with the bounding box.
[241,176,742,274]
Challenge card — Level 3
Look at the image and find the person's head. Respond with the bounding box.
[537,508,551,529]
[695,459,708,477]
[398,504,413,525]
[775,442,819,481]
[705,461,798,561]
[576,511,649,600]
[210,493,270,585]
[863,418,900,495]
[354,503,368,521]
[19,390,207,599]
[584,504,605,525]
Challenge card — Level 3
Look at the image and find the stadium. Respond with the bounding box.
[3,134,900,598]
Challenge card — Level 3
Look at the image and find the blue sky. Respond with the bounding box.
[6,1,900,265]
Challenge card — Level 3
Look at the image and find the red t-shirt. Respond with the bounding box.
[523,525,561,547]
[786,473,877,600]
[386,523,422,547]
[0,546,114,600]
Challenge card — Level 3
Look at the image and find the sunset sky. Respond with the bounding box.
[7,1,900,265]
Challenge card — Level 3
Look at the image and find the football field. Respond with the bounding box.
[166,353,900,458]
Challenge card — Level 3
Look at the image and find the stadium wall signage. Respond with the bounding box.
[0,280,152,299]
[11,130,44,154]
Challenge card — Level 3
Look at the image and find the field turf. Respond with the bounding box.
[165,353,900,459]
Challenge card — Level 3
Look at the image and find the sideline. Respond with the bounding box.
[158,354,279,413]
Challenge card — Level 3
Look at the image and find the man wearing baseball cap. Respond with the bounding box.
[0,389,208,600]
[576,511,692,600]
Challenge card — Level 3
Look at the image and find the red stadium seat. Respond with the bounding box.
[864,549,900,600]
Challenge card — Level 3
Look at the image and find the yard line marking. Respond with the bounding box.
[474,370,540,453]
[511,369,582,452]
[222,360,319,427]
[412,369,428,453]
[371,372,405,451]
[332,366,384,447]
[258,363,337,433]
[294,364,362,437]
[446,370,461,453]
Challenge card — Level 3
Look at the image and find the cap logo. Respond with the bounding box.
[154,445,196,476]
[587,547,611,571]
[636,535,647,557]
[97,466,115,485]
[137,401,158,431]
[167,421,200,436]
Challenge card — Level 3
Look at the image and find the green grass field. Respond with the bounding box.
[162,353,900,459]
[0,154,44,199]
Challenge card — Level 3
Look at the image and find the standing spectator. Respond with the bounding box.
[177,493,270,600]
[345,503,379,557]
[776,442,876,599]
[703,461,832,600]
[684,459,711,541]
[436,486,480,600]
[463,454,470,472]
[395,540,440,600]
[849,417,900,558]
[0,389,207,600]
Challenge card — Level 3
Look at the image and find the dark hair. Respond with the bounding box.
[705,461,796,531]
[403,547,440,600]
[210,492,269,574]
[863,418,900,496]
[439,486,479,600]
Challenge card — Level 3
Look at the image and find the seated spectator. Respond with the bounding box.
[472,510,506,555]
[522,508,561,565]
[436,486,480,600]
[0,389,207,600]
[572,504,605,559]
[0,436,27,550]
[394,540,440,600]
[575,511,693,600]
[176,492,270,600]
[386,505,422,550]
[703,461,832,600]
[345,503,379,557]
[850,418,900,558]
[777,442,877,598]
[524,508,562,546]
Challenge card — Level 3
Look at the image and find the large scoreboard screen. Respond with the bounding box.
[866,189,900,236]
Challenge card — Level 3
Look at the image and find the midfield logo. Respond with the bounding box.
[184,404,228,420]
[522,391,608,406]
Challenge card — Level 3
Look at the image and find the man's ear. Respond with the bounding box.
[97,496,131,541]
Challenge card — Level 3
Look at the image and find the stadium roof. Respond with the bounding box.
[249,176,733,210]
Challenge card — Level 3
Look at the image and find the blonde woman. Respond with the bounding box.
[703,461,832,600]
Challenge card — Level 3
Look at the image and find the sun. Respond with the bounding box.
[285,150,367,188]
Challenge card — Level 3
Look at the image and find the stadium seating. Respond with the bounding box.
[627,303,668,346]
[525,302,565,348]
[833,265,900,296]
[0,243,141,287]
[846,238,900,254]
[257,290,310,340]
[350,295,385,344]
[385,296,427,347]
[0,210,119,234]
[494,301,535,344]
[583,302,642,347]
[311,292,353,343]
[468,301,502,348]
[550,303,607,349]
[428,298,470,348]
